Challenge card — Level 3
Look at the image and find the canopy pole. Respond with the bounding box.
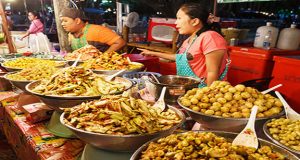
[0,2,17,53]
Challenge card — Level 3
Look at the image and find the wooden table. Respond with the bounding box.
[127,42,176,54]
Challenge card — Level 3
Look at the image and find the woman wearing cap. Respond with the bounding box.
[21,11,44,40]
[138,3,229,87]
[60,8,126,53]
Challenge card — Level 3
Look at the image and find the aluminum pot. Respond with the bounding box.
[149,75,201,103]
[178,98,285,136]
[263,119,300,157]
[130,130,299,160]
[60,106,185,152]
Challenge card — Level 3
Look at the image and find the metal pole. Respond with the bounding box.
[213,0,217,15]
[23,0,28,15]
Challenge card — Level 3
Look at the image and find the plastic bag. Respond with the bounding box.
[28,32,51,53]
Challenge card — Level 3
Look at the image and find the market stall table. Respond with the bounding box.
[0,92,85,160]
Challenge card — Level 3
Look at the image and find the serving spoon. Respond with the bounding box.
[152,86,167,112]
[104,69,126,81]
[232,105,259,149]
[261,84,282,94]
[275,91,300,121]
[72,54,82,67]
[150,73,160,84]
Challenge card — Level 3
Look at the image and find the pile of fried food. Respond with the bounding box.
[179,81,283,118]
[2,57,65,69]
[30,67,126,96]
[267,118,300,151]
[63,94,182,135]
[82,51,143,70]
[6,64,58,81]
[64,45,102,61]
[141,132,287,160]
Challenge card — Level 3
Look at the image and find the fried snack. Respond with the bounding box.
[267,118,300,151]
[7,64,58,81]
[2,57,65,69]
[141,132,286,160]
[82,52,143,70]
[63,94,182,135]
[64,45,102,61]
[179,81,283,118]
[31,67,126,96]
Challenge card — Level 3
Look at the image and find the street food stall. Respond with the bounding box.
[0,0,300,160]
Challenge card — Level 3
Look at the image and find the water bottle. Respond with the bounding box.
[263,30,272,50]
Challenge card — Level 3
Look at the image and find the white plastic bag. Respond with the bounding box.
[28,32,51,53]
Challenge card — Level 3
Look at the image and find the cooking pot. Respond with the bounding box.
[149,75,201,103]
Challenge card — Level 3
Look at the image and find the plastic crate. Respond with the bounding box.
[227,46,300,86]
[122,72,161,89]
[269,55,300,113]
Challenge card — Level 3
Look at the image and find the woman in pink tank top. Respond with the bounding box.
[21,11,44,40]
[138,3,229,87]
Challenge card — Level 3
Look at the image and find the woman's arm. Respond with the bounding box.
[20,31,30,40]
[205,49,225,86]
[137,48,176,61]
[105,38,126,53]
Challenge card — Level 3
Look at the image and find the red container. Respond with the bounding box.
[227,46,300,86]
[159,61,176,75]
[269,56,300,113]
[124,54,159,73]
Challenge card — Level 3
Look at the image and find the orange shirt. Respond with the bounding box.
[178,31,228,79]
[69,24,121,51]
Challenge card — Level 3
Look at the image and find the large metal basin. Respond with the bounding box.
[1,60,67,72]
[263,119,300,157]
[3,72,33,92]
[92,62,145,76]
[177,99,284,135]
[130,131,299,160]
[150,75,201,103]
[25,77,133,110]
[60,106,185,152]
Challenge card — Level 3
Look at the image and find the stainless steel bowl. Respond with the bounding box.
[178,98,284,134]
[60,106,185,152]
[92,62,145,76]
[149,75,201,103]
[263,119,300,157]
[130,130,299,160]
[3,72,33,92]
[1,60,67,72]
[1,63,22,72]
[25,77,133,110]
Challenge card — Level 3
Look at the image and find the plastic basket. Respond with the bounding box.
[122,72,161,89]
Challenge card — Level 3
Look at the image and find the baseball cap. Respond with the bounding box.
[59,8,88,20]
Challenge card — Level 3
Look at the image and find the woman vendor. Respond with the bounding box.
[138,3,230,87]
[59,8,126,53]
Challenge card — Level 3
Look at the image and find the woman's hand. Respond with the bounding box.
[137,48,156,56]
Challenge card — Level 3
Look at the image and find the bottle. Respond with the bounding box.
[277,23,300,50]
[254,22,279,48]
[263,30,272,50]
